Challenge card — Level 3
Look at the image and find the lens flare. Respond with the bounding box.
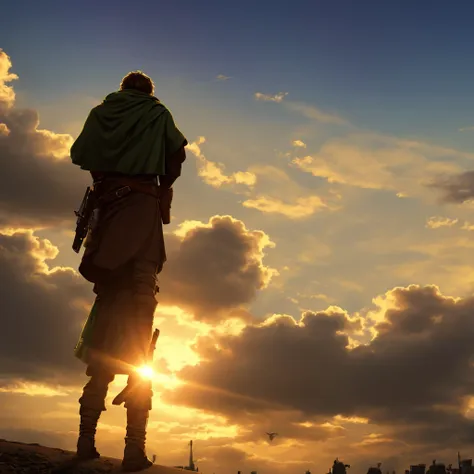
[136,365,155,379]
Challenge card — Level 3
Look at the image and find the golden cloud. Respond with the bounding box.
[242,195,331,219]
[0,49,18,111]
[186,136,257,188]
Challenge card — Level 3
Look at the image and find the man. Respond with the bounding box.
[70,71,187,471]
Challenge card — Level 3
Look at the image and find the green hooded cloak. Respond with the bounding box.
[70,89,186,175]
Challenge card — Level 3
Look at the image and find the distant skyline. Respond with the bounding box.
[3,1,474,473]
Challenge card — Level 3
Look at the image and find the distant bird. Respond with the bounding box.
[266,432,278,441]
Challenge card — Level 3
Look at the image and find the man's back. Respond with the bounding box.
[71,88,186,177]
[70,70,187,471]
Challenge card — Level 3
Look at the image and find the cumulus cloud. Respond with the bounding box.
[0,49,88,227]
[0,49,18,113]
[163,284,474,450]
[0,230,90,383]
[160,215,277,321]
[0,213,279,384]
[187,137,257,188]
[254,92,288,103]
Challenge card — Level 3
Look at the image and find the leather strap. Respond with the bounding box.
[95,177,162,203]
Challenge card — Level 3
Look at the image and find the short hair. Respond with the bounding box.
[120,70,154,95]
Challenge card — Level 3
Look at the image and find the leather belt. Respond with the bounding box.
[94,176,162,202]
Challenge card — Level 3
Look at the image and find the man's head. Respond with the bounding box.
[120,70,154,95]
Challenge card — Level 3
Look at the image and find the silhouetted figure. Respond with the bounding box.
[70,70,187,471]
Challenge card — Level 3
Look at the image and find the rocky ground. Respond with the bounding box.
[0,439,186,473]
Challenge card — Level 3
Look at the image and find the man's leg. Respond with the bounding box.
[122,258,159,472]
[122,376,154,471]
[77,368,115,459]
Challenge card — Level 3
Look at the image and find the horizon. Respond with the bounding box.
[3,1,474,473]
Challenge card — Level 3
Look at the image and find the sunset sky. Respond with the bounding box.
[3,1,474,473]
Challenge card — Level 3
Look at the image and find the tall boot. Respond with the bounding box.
[122,407,153,472]
[76,371,114,460]
[76,405,101,459]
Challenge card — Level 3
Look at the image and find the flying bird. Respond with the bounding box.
[266,432,278,441]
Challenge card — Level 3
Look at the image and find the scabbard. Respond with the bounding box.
[112,329,160,406]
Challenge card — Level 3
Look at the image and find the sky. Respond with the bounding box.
[3,1,474,473]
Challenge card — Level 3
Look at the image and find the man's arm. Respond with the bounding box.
[158,110,187,224]
[159,140,187,189]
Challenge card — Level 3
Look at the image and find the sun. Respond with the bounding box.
[136,365,155,379]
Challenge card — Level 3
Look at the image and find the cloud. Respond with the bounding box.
[216,74,231,81]
[0,382,71,397]
[242,195,331,219]
[425,216,458,229]
[186,137,257,188]
[428,170,474,204]
[292,132,467,198]
[0,213,279,384]
[461,221,474,231]
[292,139,306,148]
[255,90,348,126]
[163,284,474,450]
[254,92,288,103]
[240,164,341,219]
[187,140,340,219]
[160,216,277,321]
[0,49,18,113]
[284,101,349,126]
[0,122,9,135]
[459,126,474,132]
[0,49,88,228]
[0,230,90,383]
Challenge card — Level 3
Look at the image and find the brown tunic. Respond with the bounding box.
[74,144,186,375]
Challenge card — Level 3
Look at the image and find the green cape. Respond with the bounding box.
[70,89,186,175]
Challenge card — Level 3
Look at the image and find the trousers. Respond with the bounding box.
[79,368,154,412]
[76,184,165,411]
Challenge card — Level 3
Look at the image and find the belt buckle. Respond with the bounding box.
[115,186,131,198]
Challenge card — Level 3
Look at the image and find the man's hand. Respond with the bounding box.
[159,187,173,224]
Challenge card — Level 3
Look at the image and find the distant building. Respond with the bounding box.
[410,464,426,474]
[427,459,447,474]
[174,440,199,471]
[461,460,474,474]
